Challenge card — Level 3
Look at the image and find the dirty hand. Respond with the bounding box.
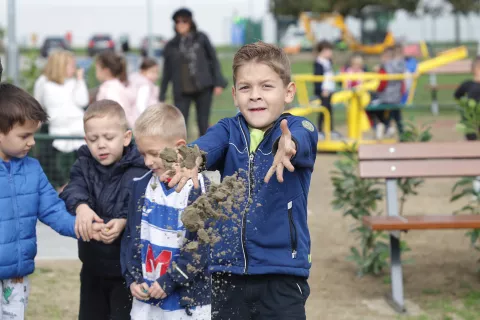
[130,282,150,300]
[100,218,127,244]
[160,150,203,192]
[264,119,296,184]
[148,281,167,300]
[213,86,223,96]
[75,204,104,241]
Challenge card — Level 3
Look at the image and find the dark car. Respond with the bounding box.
[140,36,166,57]
[87,34,115,57]
[40,37,70,58]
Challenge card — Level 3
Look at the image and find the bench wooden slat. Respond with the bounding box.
[359,159,480,178]
[359,142,480,161]
[363,215,480,231]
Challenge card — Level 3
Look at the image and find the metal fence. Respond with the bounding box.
[30,128,84,189]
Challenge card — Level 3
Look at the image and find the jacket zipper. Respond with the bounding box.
[238,121,250,274]
[7,164,21,272]
[238,117,278,273]
[288,201,298,259]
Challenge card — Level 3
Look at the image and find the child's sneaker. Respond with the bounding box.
[375,123,385,140]
[385,125,396,138]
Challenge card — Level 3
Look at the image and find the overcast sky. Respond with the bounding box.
[0,0,269,46]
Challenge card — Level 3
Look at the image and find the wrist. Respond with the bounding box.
[76,203,90,214]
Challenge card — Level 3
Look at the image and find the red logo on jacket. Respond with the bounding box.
[145,244,172,279]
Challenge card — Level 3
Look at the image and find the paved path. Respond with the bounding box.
[36,171,221,260]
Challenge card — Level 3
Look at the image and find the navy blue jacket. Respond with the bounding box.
[193,113,318,278]
[60,143,148,277]
[121,172,211,309]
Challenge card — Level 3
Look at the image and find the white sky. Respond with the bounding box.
[0,0,269,46]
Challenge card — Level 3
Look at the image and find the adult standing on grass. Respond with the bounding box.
[160,8,227,137]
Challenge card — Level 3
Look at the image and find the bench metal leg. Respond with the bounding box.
[385,179,407,313]
[387,232,406,313]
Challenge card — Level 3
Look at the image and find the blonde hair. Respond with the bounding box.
[44,50,74,85]
[83,99,129,131]
[233,41,291,86]
[134,103,187,141]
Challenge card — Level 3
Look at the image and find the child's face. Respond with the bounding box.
[84,115,132,166]
[142,65,159,83]
[136,135,185,175]
[232,61,296,131]
[0,120,39,161]
[95,62,109,82]
[351,57,364,71]
[320,48,333,60]
[66,57,76,79]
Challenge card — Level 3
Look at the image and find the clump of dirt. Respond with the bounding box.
[180,162,247,251]
[159,146,206,177]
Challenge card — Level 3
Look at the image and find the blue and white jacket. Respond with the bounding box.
[0,157,76,280]
[121,171,210,311]
[193,113,318,278]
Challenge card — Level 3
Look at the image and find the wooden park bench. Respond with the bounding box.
[358,141,480,313]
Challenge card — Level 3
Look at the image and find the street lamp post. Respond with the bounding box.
[7,0,19,85]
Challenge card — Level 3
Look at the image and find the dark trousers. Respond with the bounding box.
[389,109,404,134]
[317,94,333,132]
[175,88,213,137]
[79,266,132,320]
[212,273,310,320]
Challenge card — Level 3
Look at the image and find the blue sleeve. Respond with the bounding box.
[36,164,76,238]
[190,119,230,172]
[59,159,94,215]
[273,117,318,169]
[314,61,324,97]
[121,181,145,288]
[156,176,211,295]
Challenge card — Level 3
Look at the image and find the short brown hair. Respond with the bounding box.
[96,51,127,83]
[44,50,75,85]
[140,58,158,71]
[232,41,291,86]
[316,40,333,54]
[134,103,186,141]
[83,99,129,131]
[0,83,48,134]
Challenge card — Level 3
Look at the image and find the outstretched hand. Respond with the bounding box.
[264,119,296,183]
[159,149,203,192]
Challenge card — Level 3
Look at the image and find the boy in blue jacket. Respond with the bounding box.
[121,104,211,319]
[162,42,318,319]
[60,100,148,320]
[0,83,95,320]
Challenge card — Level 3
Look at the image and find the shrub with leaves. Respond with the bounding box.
[451,97,480,253]
[330,119,431,277]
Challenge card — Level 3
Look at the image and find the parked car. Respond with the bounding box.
[87,34,115,57]
[40,37,70,58]
[140,36,166,57]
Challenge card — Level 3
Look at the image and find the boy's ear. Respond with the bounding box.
[231,85,237,107]
[123,130,133,147]
[284,82,296,104]
[175,139,187,147]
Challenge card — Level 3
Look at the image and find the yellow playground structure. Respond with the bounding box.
[287,46,468,152]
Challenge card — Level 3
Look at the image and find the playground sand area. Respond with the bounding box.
[29,115,480,319]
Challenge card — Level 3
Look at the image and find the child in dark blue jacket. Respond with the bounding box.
[121,104,211,319]
[60,100,148,320]
[162,42,318,320]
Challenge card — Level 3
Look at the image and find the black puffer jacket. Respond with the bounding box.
[60,143,148,277]
[159,31,227,101]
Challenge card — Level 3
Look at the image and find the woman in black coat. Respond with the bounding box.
[160,8,227,137]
